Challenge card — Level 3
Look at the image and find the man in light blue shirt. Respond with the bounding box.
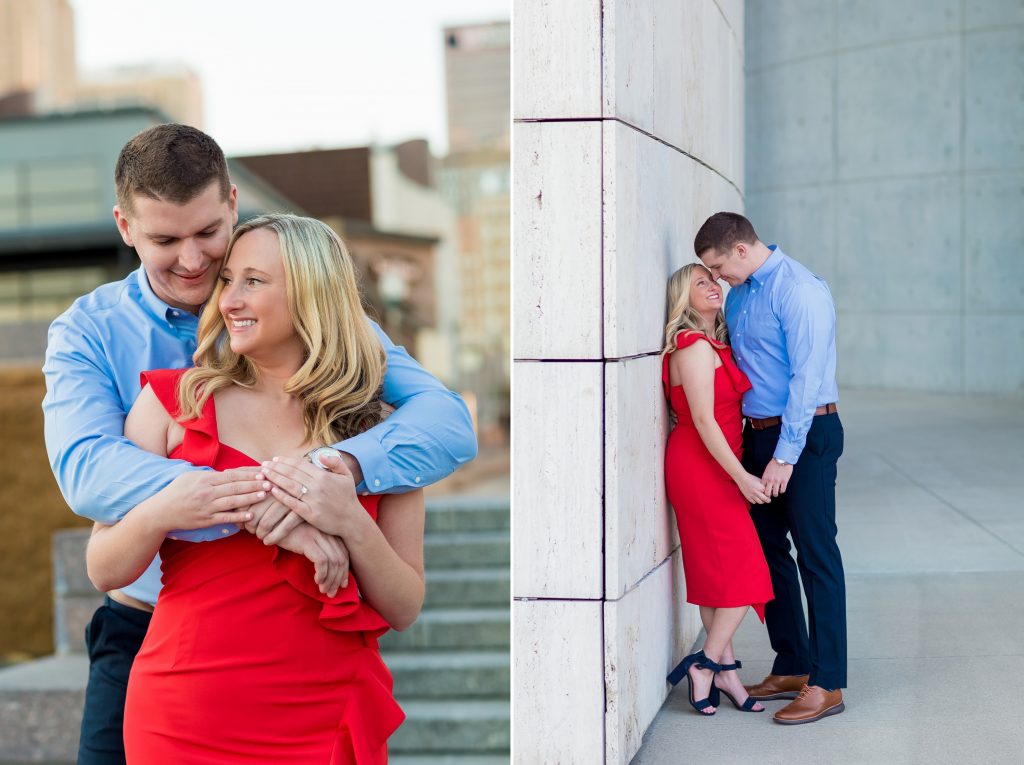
[43,124,476,764]
[697,212,846,726]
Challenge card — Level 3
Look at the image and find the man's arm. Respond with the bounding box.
[774,282,836,465]
[333,320,477,494]
[42,314,234,541]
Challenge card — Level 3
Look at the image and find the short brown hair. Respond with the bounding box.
[114,124,230,215]
[693,212,759,256]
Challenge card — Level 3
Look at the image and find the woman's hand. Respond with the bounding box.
[735,471,770,505]
[258,455,364,538]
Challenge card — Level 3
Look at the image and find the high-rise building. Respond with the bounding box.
[443,21,510,153]
[77,63,204,127]
[442,20,511,439]
[0,0,76,111]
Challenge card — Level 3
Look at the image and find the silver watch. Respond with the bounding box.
[773,458,789,467]
[305,446,342,470]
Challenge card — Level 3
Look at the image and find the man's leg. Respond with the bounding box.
[744,425,811,676]
[78,596,151,765]
[779,415,846,689]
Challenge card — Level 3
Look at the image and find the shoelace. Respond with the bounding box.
[796,685,814,700]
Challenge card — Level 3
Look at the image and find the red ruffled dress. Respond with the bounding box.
[123,369,404,764]
[663,331,773,621]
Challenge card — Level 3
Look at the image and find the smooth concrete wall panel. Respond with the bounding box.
[603,355,673,599]
[965,0,1024,29]
[604,555,695,765]
[513,121,603,359]
[838,313,962,391]
[836,38,961,180]
[746,59,833,191]
[835,0,960,50]
[965,28,1024,172]
[745,0,835,71]
[746,187,837,286]
[965,316,1024,395]
[834,178,961,312]
[513,600,604,764]
[603,0,656,128]
[514,0,602,119]
[512,361,603,599]
[964,173,1024,312]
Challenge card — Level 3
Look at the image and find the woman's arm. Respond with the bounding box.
[258,456,426,630]
[86,385,263,592]
[672,343,768,505]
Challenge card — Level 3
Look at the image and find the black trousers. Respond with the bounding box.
[743,413,847,690]
[77,595,151,765]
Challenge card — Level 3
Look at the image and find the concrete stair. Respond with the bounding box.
[0,499,509,763]
[381,498,510,761]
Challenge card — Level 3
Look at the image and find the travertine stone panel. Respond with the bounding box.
[604,355,673,598]
[835,177,961,312]
[837,37,961,179]
[513,121,603,359]
[603,121,744,359]
[604,555,696,765]
[965,29,1024,171]
[964,173,1024,311]
[652,0,742,180]
[835,0,960,49]
[713,0,745,41]
[513,599,604,764]
[603,0,655,129]
[513,361,603,599]
[514,0,602,119]
[837,313,962,391]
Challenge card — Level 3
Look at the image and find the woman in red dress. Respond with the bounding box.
[663,263,774,716]
[86,214,424,763]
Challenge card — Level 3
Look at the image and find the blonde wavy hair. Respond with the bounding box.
[178,213,386,445]
[662,262,730,355]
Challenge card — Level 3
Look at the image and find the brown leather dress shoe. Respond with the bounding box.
[773,685,845,725]
[743,674,810,701]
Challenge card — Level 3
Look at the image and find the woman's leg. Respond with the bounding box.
[715,637,764,711]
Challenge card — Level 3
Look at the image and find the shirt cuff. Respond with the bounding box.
[168,524,242,542]
[773,439,804,465]
[336,429,397,494]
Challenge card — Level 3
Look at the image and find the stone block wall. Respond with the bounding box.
[513,1,746,762]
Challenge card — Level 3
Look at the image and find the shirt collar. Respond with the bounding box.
[749,244,784,287]
[135,267,200,326]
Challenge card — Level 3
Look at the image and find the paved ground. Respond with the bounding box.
[632,388,1024,765]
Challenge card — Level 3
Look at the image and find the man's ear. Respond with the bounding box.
[734,242,748,259]
[228,185,239,226]
[113,206,134,247]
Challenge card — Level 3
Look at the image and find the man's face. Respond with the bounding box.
[114,181,238,313]
[698,244,749,287]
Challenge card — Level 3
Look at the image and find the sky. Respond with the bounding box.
[68,0,510,157]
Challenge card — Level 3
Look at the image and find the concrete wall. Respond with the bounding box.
[512,1,745,762]
[745,0,1024,395]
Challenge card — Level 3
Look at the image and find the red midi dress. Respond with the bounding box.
[663,331,773,621]
[123,369,404,764]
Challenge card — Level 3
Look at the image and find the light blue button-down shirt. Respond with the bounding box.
[724,246,838,465]
[43,267,476,605]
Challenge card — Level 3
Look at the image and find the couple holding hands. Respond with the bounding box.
[662,212,847,725]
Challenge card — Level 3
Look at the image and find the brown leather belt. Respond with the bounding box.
[748,403,837,431]
[108,588,156,614]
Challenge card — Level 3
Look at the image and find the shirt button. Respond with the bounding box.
[169,535,178,540]
[415,476,422,484]
[221,528,230,534]
[374,479,381,487]
[360,491,369,497]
